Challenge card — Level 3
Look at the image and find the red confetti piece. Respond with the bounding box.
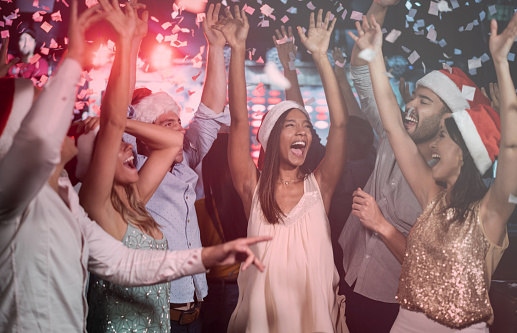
[40,21,53,33]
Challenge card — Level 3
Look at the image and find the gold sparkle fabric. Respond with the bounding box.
[397,190,508,329]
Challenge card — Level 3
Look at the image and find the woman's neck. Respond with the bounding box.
[277,166,303,183]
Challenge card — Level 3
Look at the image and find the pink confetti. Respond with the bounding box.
[162,22,172,30]
[85,0,98,8]
[150,16,159,23]
[243,5,255,15]
[156,34,164,43]
[40,21,53,33]
[1,30,9,38]
[256,56,264,64]
[306,1,315,10]
[281,15,289,23]
[32,0,38,7]
[176,87,184,93]
[260,4,274,17]
[342,9,347,20]
[188,90,196,96]
[40,47,49,55]
[350,11,363,20]
[29,54,41,64]
[51,10,62,22]
[192,70,202,81]
[32,11,44,22]
[61,0,69,7]
[304,97,315,105]
[39,75,48,85]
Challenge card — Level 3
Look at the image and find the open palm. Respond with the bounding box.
[298,10,336,55]
[212,6,249,49]
[203,3,227,47]
[489,13,517,63]
[348,15,383,53]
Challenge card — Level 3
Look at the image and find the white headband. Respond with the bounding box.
[257,100,309,151]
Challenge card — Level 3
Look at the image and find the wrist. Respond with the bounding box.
[311,52,328,62]
[208,44,225,51]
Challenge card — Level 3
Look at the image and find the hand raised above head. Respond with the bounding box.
[0,37,19,78]
[489,12,517,63]
[128,0,148,41]
[203,3,227,47]
[66,0,106,68]
[273,26,297,69]
[348,15,383,54]
[212,5,249,49]
[297,9,336,56]
[97,0,137,41]
[376,0,401,8]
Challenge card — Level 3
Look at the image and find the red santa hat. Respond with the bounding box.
[416,67,491,112]
[451,104,500,175]
[0,78,35,160]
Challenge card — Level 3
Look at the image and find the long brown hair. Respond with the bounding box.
[257,110,312,225]
[110,184,161,236]
[443,117,488,222]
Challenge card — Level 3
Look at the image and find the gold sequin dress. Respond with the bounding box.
[396,190,508,329]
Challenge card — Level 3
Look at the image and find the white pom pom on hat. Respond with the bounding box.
[132,92,181,124]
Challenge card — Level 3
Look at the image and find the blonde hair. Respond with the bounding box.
[110,184,161,236]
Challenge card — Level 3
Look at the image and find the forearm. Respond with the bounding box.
[200,44,227,113]
[125,119,183,151]
[351,2,388,66]
[0,59,81,217]
[377,220,407,264]
[335,69,365,119]
[494,59,517,148]
[313,53,347,127]
[283,67,304,105]
[369,53,404,135]
[85,215,206,286]
[128,38,142,105]
[228,46,249,124]
[101,38,132,129]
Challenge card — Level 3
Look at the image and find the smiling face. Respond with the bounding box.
[114,141,139,185]
[404,86,448,144]
[155,111,185,164]
[430,114,463,186]
[278,108,313,168]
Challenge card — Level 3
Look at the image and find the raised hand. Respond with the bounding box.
[129,0,148,41]
[212,5,249,49]
[398,77,413,105]
[202,236,272,272]
[97,0,137,40]
[481,82,501,114]
[203,3,226,47]
[331,47,346,75]
[67,0,106,67]
[489,12,517,63]
[348,15,383,54]
[0,37,19,77]
[298,10,336,56]
[351,188,386,234]
[273,26,297,70]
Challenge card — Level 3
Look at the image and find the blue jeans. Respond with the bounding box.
[200,280,239,333]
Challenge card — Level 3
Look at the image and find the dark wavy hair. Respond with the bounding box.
[443,117,488,222]
[202,133,247,241]
[257,110,314,225]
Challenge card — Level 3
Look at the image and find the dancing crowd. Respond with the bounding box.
[1,0,516,332]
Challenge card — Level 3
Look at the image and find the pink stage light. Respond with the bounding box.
[151,44,173,70]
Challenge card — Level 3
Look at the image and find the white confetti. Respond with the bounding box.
[358,48,377,62]
[437,0,452,12]
[265,62,291,90]
[488,5,496,15]
[351,11,363,20]
[385,29,402,43]
[468,58,482,70]
[508,53,515,62]
[429,1,439,16]
[509,193,517,204]
[427,27,437,41]
[408,50,420,64]
[461,85,476,101]
[451,0,459,8]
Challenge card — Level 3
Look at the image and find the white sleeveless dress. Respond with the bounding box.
[228,173,347,333]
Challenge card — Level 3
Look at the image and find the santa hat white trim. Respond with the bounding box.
[133,92,181,124]
[417,71,470,112]
[451,110,493,175]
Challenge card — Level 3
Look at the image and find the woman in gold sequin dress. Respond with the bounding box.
[348,11,517,333]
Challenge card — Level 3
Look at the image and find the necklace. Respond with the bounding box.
[277,175,304,186]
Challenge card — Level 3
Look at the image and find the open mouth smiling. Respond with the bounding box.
[290,141,306,158]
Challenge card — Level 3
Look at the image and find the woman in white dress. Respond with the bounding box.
[213,7,350,333]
